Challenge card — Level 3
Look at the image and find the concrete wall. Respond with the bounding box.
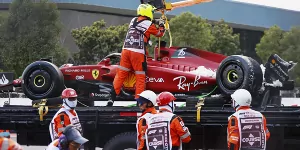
[0,2,296,57]
[0,3,138,53]
[0,2,266,59]
[49,0,300,31]
[58,9,133,53]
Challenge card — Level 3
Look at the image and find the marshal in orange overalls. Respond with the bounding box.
[113,4,165,99]
[227,106,270,150]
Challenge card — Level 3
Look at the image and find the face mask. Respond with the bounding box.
[64,98,77,109]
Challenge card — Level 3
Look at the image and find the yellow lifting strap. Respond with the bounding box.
[32,99,48,121]
[157,1,172,59]
[196,98,205,122]
[32,99,62,121]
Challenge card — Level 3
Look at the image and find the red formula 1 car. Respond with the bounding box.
[5,41,297,107]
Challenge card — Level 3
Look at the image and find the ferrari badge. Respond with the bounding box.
[92,69,100,79]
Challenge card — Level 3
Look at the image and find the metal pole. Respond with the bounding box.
[8,91,10,105]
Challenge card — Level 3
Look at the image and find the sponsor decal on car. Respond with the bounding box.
[75,75,84,80]
[90,93,110,98]
[92,69,99,79]
[123,72,136,88]
[171,48,187,58]
[65,69,91,72]
[173,74,208,91]
[188,66,217,78]
[177,48,186,58]
[146,77,164,83]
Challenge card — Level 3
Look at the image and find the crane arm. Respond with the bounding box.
[165,0,212,11]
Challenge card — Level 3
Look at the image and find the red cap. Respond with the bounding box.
[156,91,176,106]
[61,88,78,99]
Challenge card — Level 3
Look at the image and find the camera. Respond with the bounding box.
[140,0,165,10]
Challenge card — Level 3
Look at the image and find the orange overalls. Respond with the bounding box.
[227,106,270,150]
[136,107,157,150]
[0,137,23,150]
[113,16,165,99]
[49,106,82,141]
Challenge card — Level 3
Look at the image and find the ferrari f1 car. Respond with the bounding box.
[4,40,297,107]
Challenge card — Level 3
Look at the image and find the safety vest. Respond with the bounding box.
[136,112,154,145]
[123,17,152,54]
[228,109,267,150]
[49,107,82,141]
[145,112,182,150]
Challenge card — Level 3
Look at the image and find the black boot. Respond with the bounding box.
[119,88,134,100]
[107,87,116,107]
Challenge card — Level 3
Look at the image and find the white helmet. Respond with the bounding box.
[137,90,157,106]
[230,89,252,108]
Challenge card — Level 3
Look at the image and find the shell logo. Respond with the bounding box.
[123,72,136,88]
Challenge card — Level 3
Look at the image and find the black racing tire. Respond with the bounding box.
[216,55,263,96]
[21,61,65,100]
[103,132,137,150]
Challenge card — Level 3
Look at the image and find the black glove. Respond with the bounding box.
[159,22,165,28]
[159,20,165,26]
[153,19,165,26]
[152,19,160,25]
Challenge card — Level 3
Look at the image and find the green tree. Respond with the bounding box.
[210,19,241,55]
[0,0,68,76]
[150,12,240,55]
[256,25,300,85]
[279,26,300,85]
[0,12,9,70]
[71,20,128,64]
[166,12,214,49]
[256,25,285,62]
[0,12,8,26]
